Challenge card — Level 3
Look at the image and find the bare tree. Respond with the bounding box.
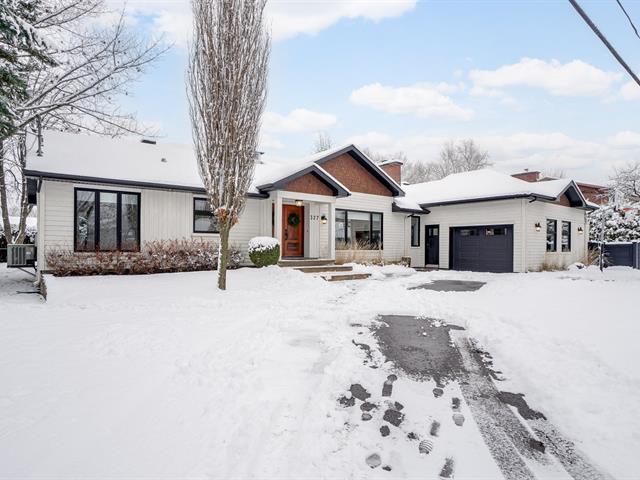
[402,139,491,184]
[0,0,167,244]
[611,161,640,202]
[187,0,270,290]
[312,131,333,153]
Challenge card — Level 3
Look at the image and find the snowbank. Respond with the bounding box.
[1,264,638,478]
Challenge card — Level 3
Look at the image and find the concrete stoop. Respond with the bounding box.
[279,258,371,282]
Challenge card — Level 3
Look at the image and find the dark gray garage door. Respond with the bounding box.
[451,225,514,273]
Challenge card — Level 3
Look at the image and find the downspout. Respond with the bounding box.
[521,198,527,273]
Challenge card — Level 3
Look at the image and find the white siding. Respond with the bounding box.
[420,199,526,271]
[407,198,589,272]
[335,193,408,262]
[37,179,267,269]
[524,200,588,270]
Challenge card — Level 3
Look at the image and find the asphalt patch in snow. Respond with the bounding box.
[498,392,547,421]
[373,315,610,480]
[373,315,465,385]
[409,279,486,292]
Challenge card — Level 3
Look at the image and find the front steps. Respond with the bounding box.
[279,258,371,282]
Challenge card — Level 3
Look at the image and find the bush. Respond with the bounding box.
[45,239,243,276]
[248,236,280,267]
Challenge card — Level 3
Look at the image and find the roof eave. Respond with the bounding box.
[392,203,430,214]
[23,169,270,198]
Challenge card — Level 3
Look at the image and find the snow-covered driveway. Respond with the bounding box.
[0,264,638,478]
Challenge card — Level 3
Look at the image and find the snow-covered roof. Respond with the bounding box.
[395,169,589,211]
[25,131,401,197]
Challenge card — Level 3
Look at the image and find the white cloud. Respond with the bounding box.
[349,82,473,120]
[259,133,284,150]
[470,58,622,97]
[619,81,640,101]
[105,0,416,46]
[263,108,337,133]
[607,131,640,148]
[346,130,639,183]
[266,0,417,41]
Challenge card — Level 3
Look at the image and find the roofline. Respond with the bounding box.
[391,203,430,214]
[576,181,608,190]
[312,144,405,197]
[255,164,351,198]
[419,191,597,210]
[419,194,545,208]
[24,170,270,198]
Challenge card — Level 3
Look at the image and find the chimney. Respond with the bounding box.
[511,170,541,183]
[379,160,403,184]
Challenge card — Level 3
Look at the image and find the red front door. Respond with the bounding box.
[282,204,304,257]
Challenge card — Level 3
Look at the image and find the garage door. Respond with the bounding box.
[451,225,513,273]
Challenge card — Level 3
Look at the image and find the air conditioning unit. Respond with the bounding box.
[7,244,37,268]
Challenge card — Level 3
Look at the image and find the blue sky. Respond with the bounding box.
[116,0,640,183]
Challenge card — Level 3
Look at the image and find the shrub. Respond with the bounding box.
[45,239,243,276]
[248,236,280,267]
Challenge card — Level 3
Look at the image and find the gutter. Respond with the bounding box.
[23,170,270,199]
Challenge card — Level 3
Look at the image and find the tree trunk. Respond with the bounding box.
[0,141,14,244]
[218,221,230,290]
[14,135,31,244]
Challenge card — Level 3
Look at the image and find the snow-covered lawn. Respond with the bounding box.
[0,263,638,478]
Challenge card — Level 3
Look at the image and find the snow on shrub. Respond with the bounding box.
[248,236,280,267]
[45,239,243,276]
[589,203,640,242]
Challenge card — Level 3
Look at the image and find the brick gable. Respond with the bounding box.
[321,153,393,196]
[282,172,334,196]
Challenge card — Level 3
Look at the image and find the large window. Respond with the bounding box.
[546,219,557,252]
[410,216,420,247]
[562,221,571,252]
[193,198,219,233]
[75,189,140,252]
[336,209,383,249]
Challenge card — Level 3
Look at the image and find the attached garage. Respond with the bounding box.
[450,225,514,273]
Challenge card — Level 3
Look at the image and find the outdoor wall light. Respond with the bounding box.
[320,215,327,224]
[295,199,303,207]
[578,226,584,235]
[534,222,542,232]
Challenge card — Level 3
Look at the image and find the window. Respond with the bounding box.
[335,209,383,249]
[562,221,571,252]
[410,216,420,247]
[193,198,219,233]
[486,227,506,236]
[546,219,557,252]
[459,228,478,237]
[74,189,140,252]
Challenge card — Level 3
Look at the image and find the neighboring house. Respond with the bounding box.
[512,170,609,205]
[26,131,593,274]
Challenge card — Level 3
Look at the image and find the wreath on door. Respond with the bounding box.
[287,211,301,227]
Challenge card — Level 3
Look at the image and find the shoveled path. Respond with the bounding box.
[374,315,612,480]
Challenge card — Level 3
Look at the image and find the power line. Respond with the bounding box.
[568,0,640,88]
[615,0,640,41]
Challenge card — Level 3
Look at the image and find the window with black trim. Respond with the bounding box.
[561,221,571,252]
[335,209,383,249]
[410,216,420,247]
[193,198,219,233]
[74,188,140,252]
[546,219,557,252]
[486,227,506,236]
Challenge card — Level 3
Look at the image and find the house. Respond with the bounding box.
[512,170,609,205]
[25,131,594,275]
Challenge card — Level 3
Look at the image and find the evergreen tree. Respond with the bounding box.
[0,0,54,138]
